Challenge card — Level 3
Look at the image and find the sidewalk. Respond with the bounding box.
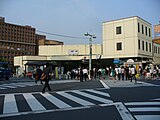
[102,79,158,88]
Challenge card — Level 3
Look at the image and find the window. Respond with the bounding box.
[146,42,148,51]
[116,26,122,34]
[149,43,151,52]
[145,26,147,36]
[138,23,140,32]
[117,42,122,51]
[142,25,144,34]
[154,46,157,53]
[149,28,151,37]
[138,39,140,49]
[142,41,144,50]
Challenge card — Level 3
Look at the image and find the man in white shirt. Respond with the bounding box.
[130,65,137,83]
[83,68,88,81]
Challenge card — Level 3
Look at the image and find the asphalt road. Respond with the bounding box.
[0,77,160,120]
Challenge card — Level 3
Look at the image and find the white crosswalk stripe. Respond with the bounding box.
[0,82,36,90]
[72,90,113,104]
[23,93,46,111]
[0,89,113,117]
[3,94,18,114]
[57,92,95,106]
[40,93,72,109]
[124,100,160,120]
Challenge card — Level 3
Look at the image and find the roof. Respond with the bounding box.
[153,38,160,44]
[103,16,151,25]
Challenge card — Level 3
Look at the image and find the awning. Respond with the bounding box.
[25,61,48,66]
[153,39,160,44]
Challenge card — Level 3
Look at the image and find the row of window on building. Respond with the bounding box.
[116,23,151,37]
[138,22,151,37]
[138,40,160,54]
[116,40,160,54]
[0,42,35,51]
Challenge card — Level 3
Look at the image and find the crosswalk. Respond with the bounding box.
[0,89,113,117]
[124,99,160,120]
[0,82,36,90]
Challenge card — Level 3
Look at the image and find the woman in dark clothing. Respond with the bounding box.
[42,63,52,93]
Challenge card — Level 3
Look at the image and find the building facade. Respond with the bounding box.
[154,23,160,39]
[14,16,160,74]
[0,17,36,66]
[102,16,158,65]
[0,17,63,68]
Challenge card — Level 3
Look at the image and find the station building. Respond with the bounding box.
[14,16,160,74]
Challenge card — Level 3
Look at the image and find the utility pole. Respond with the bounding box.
[84,32,96,79]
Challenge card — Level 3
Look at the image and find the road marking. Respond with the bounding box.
[73,91,113,104]
[134,115,160,120]
[100,80,110,89]
[57,92,95,106]
[23,93,46,111]
[128,107,160,112]
[125,102,160,106]
[0,89,113,118]
[3,94,18,114]
[40,93,72,109]
[152,98,160,101]
[85,89,110,97]
[115,102,135,120]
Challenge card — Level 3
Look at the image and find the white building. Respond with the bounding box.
[103,16,154,62]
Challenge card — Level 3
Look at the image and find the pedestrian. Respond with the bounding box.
[139,66,143,79]
[158,66,160,79]
[83,68,88,81]
[153,66,157,80]
[115,66,119,80]
[125,66,129,80]
[101,68,106,80]
[121,66,125,80]
[117,66,121,80]
[35,67,43,84]
[42,63,52,93]
[80,67,83,82]
[67,70,71,80]
[130,65,137,83]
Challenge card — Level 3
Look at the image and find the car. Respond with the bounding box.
[0,62,11,80]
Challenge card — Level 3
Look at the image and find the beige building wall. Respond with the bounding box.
[39,44,102,57]
[103,16,153,60]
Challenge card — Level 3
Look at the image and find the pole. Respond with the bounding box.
[89,37,92,80]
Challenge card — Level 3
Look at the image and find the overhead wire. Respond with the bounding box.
[37,30,88,39]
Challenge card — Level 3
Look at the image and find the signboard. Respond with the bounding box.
[68,50,79,55]
[155,33,160,37]
[113,59,121,64]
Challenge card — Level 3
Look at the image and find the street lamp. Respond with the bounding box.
[84,32,96,80]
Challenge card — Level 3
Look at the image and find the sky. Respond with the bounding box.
[0,0,160,45]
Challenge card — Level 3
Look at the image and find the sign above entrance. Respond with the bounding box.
[68,50,79,55]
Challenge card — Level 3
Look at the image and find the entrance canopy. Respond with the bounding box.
[25,61,48,66]
[153,38,160,44]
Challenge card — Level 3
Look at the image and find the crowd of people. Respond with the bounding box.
[29,64,160,92]
[66,65,160,82]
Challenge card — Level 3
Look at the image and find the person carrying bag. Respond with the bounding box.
[42,63,52,93]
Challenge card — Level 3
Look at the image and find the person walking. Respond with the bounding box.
[42,63,52,93]
[35,67,43,84]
